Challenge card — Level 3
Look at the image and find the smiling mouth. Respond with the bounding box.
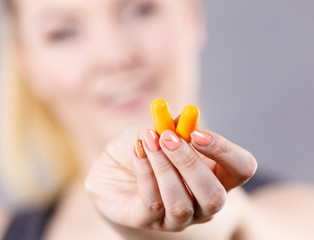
[98,78,156,111]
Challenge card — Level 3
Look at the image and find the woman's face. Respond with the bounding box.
[15,0,204,146]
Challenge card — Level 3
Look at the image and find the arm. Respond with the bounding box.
[0,205,11,238]
[235,184,314,240]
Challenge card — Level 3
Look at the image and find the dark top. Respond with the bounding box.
[3,203,56,240]
[3,173,283,240]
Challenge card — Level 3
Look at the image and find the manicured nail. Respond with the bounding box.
[144,129,161,152]
[191,130,212,146]
[160,130,181,151]
[134,140,147,158]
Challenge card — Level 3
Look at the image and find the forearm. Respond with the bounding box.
[235,183,314,240]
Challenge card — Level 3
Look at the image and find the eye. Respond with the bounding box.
[47,27,78,42]
[134,2,156,17]
[123,1,157,22]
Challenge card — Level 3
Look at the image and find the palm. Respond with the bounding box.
[86,124,155,227]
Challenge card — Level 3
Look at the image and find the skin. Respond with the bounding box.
[1,0,314,239]
[15,0,203,162]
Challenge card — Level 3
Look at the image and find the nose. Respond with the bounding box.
[90,24,142,74]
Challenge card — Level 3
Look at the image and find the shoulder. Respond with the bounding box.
[251,182,314,211]
[0,204,12,238]
[249,183,314,239]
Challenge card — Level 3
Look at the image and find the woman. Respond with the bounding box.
[1,0,313,239]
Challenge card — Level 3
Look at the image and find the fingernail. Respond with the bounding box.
[134,140,147,158]
[160,130,181,151]
[191,130,212,146]
[144,129,161,152]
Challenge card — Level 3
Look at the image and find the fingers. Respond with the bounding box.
[133,127,257,229]
[159,130,226,221]
[133,141,164,218]
[142,129,194,231]
[190,129,258,191]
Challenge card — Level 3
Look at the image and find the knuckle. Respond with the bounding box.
[237,152,258,183]
[84,175,104,200]
[169,203,194,222]
[213,137,231,158]
[203,187,227,215]
[248,153,258,174]
[84,171,97,195]
[147,201,164,212]
[138,169,154,182]
[155,162,173,176]
[178,153,200,171]
[84,177,94,194]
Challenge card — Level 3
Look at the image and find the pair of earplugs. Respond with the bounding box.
[151,99,200,142]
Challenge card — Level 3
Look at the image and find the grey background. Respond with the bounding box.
[201,0,314,182]
[1,0,314,182]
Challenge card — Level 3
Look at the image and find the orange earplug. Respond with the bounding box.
[176,105,200,142]
[151,99,176,136]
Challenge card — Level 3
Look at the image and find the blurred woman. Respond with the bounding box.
[1,0,313,239]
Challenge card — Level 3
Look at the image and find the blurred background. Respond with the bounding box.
[1,0,313,182]
[201,0,314,182]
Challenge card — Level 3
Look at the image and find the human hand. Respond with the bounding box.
[85,123,257,232]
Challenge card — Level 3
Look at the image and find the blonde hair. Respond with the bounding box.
[0,13,78,209]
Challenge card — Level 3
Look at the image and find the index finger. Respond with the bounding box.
[159,130,227,219]
[190,129,257,191]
